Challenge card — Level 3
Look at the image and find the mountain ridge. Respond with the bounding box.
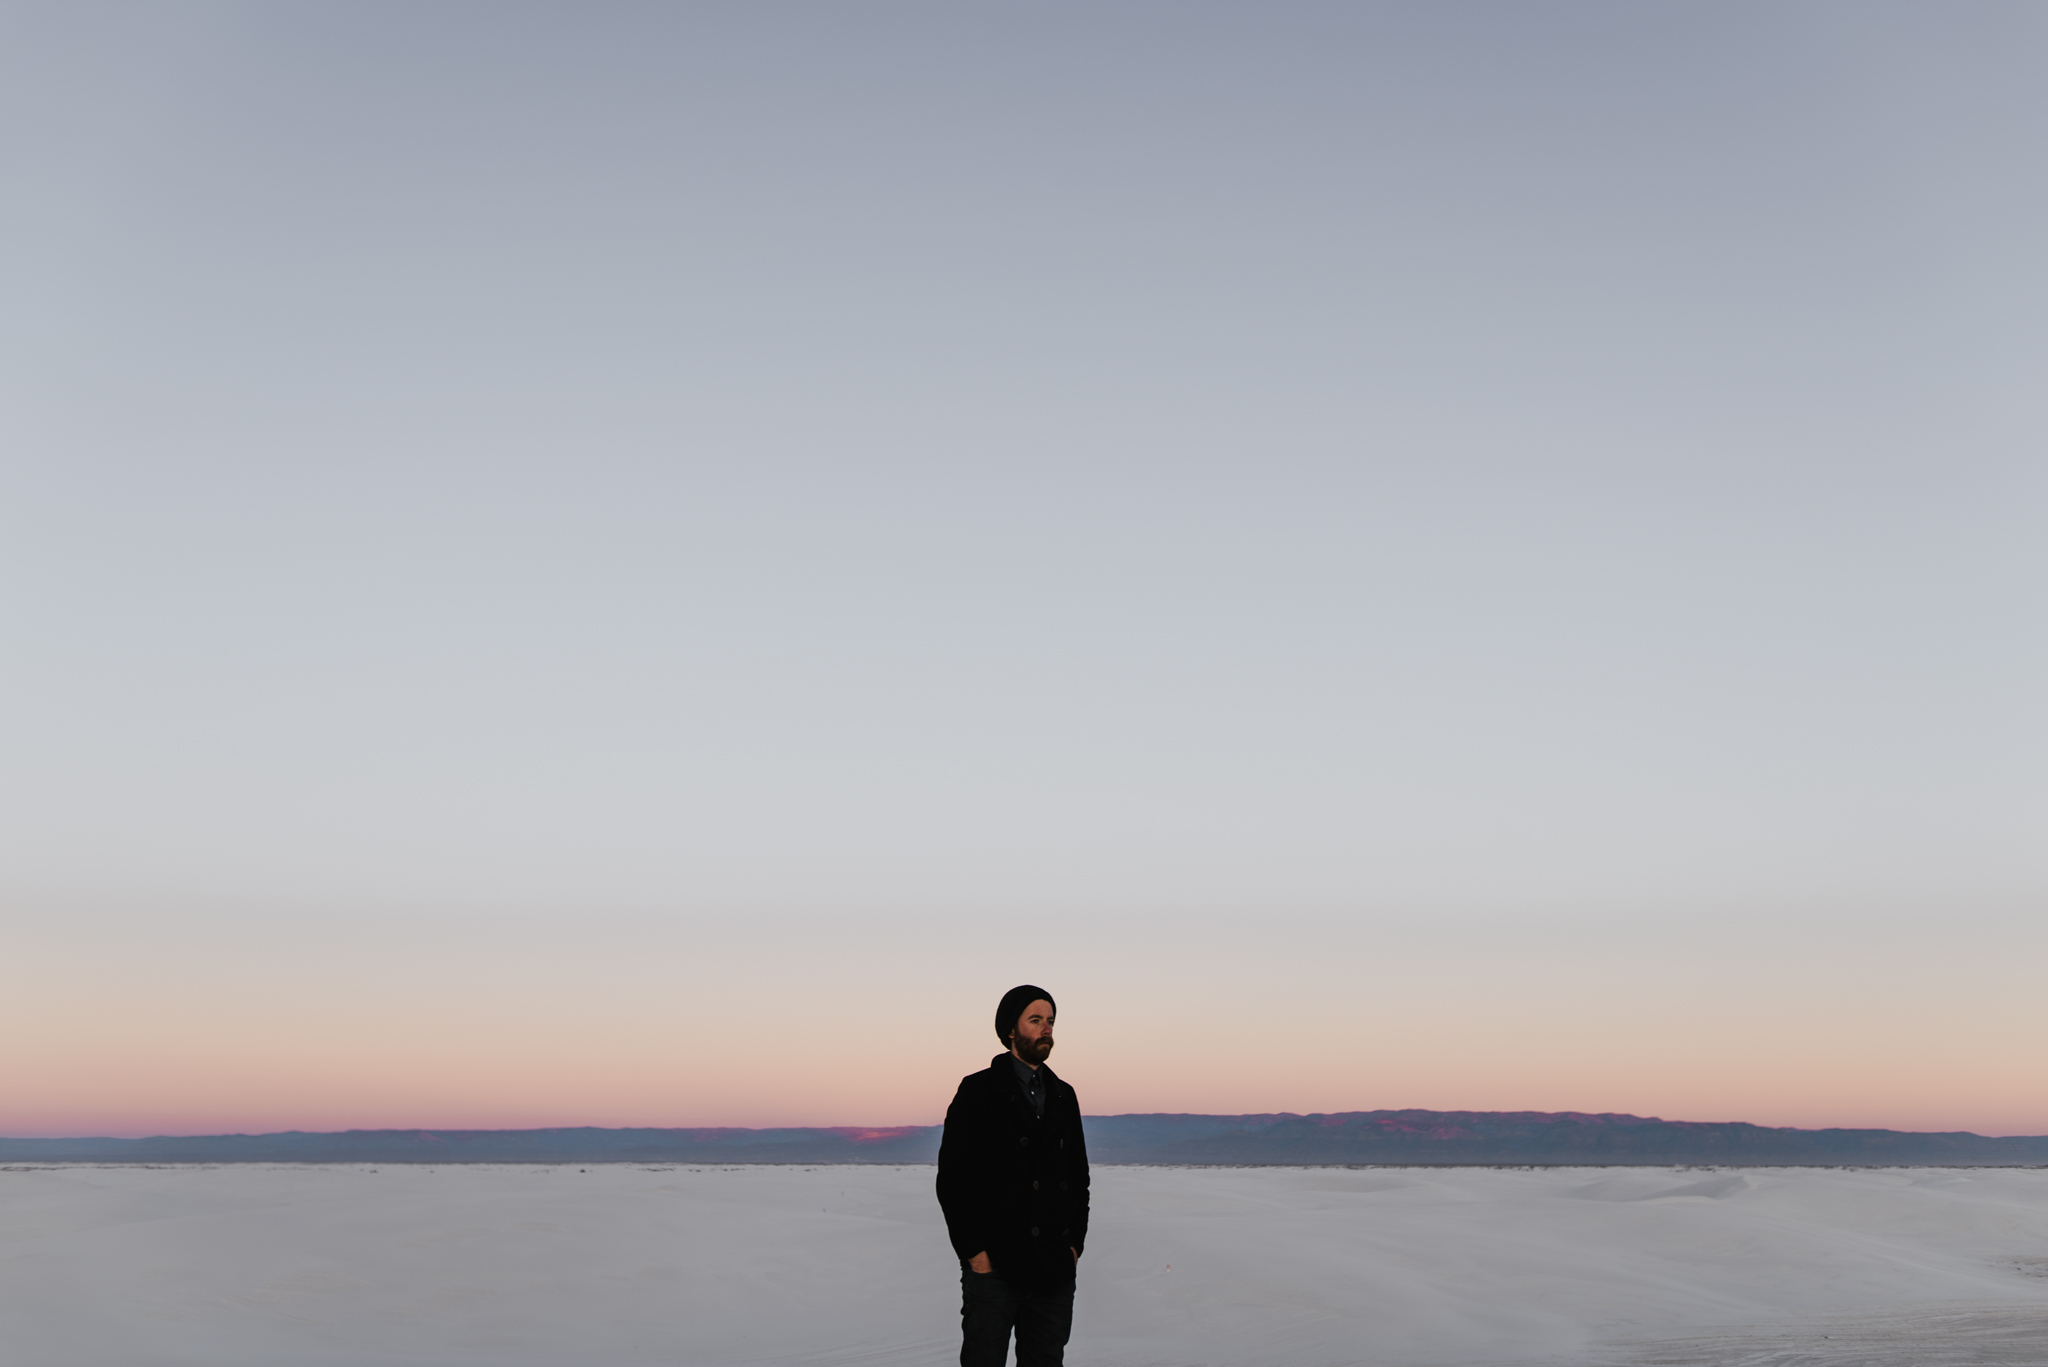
[7,1109,2046,1166]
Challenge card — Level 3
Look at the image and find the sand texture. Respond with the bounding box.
[5,1163,2047,1365]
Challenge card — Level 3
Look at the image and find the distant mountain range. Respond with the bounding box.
[7,1110,2047,1166]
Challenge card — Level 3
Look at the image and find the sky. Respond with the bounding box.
[4,3,2045,1139]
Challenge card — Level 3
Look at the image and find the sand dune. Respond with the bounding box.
[5,1163,2047,1365]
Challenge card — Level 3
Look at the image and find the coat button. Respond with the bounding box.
[1030,1227,1039,1236]
[1019,1137,1029,1146]
[1032,1180,1039,1189]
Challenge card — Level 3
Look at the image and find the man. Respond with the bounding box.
[936,984,1091,1367]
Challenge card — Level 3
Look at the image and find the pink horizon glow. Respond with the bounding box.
[13,912,2047,1142]
[14,1090,2048,1143]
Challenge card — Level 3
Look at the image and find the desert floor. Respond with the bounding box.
[5,1162,2048,1365]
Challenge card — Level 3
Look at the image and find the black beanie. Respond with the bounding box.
[995,984,1056,1045]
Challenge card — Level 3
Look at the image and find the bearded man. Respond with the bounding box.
[936,984,1091,1367]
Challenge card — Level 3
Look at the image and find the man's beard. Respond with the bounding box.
[1016,1034,1053,1064]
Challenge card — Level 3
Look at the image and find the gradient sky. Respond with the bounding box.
[4,3,2045,1139]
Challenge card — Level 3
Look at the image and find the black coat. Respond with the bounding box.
[936,1053,1091,1289]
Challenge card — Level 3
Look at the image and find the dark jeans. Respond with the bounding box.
[959,1264,1074,1367]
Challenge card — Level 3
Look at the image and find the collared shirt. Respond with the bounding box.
[1009,1052,1046,1118]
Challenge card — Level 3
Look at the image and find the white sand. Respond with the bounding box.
[5,1163,2048,1366]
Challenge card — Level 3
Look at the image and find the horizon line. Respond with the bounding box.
[11,1108,2046,1144]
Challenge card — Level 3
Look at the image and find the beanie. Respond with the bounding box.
[995,984,1057,1045]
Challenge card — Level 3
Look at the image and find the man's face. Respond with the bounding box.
[1010,999,1055,1065]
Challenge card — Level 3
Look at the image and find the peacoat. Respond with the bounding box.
[936,1053,1092,1290]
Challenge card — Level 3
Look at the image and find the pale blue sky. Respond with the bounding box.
[4,4,2044,1132]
